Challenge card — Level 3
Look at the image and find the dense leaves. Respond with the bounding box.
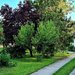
[0,0,74,58]
[32,20,59,56]
[14,23,34,46]
[14,23,34,57]
[0,0,40,46]
[0,51,10,66]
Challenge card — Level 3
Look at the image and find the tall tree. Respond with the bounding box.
[0,0,40,57]
[33,0,74,50]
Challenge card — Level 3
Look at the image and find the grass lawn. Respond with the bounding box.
[0,48,3,52]
[53,58,75,75]
[0,49,70,75]
[0,56,63,75]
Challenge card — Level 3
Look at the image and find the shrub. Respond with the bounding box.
[36,53,43,62]
[6,46,26,58]
[0,51,10,66]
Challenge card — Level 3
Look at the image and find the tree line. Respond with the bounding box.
[0,0,75,58]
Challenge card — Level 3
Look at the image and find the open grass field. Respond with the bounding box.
[53,58,75,75]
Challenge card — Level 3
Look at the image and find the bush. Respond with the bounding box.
[0,52,10,66]
[36,53,43,62]
[6,46,26,58]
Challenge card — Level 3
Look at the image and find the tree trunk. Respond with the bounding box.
[29,49,33,57]
[29,45,33,57]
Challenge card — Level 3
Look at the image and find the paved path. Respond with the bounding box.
[31,54,75,75]
[70,69,75,75]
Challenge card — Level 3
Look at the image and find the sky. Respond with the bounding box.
[0,0,23,8]
[0,0,75,21]
[67,0,75,21]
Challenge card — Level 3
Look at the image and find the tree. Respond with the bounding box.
[14,23,34,57]
[0,0,39,46]
[0,0,40,57]
[0,0,74,58]
[32,20,60,56]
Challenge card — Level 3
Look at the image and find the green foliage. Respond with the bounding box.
[36,53,43,62]
[0,55,63,75]
[33,0,73,52]
[0,48,3,52]
[13,23,34,57]
[14,23,34,47]
[32,20,59,45]
[32,20,60,56]
[0,52,10,66]
[54,51,70,57]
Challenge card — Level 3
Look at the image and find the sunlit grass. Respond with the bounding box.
[0,56,61,75]
[0,48,70,75]
[54,51,70,57]
[53,58,75,75]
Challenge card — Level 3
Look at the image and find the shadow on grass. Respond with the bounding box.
[13,55,41,62]
[13,56,65,63]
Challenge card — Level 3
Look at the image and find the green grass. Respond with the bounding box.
[53,58,75,75]
[0,49,70,75]
[0,55,66,75]
[54,51,70,57]
[0,48,3,52]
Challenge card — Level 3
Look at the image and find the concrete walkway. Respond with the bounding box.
[70,69,75,75]
[31,54,75,75]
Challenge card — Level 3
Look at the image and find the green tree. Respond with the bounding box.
[14,23,34,57]
[32,20,60,56]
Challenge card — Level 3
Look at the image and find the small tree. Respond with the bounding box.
[32,20,60,57]
[0,1,40,57]
[14,23,34,57]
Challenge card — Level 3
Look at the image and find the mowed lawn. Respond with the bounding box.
[53,58,75,75]
[0,48,3,52]
[0,56,61,75]
[0,48,70,75]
